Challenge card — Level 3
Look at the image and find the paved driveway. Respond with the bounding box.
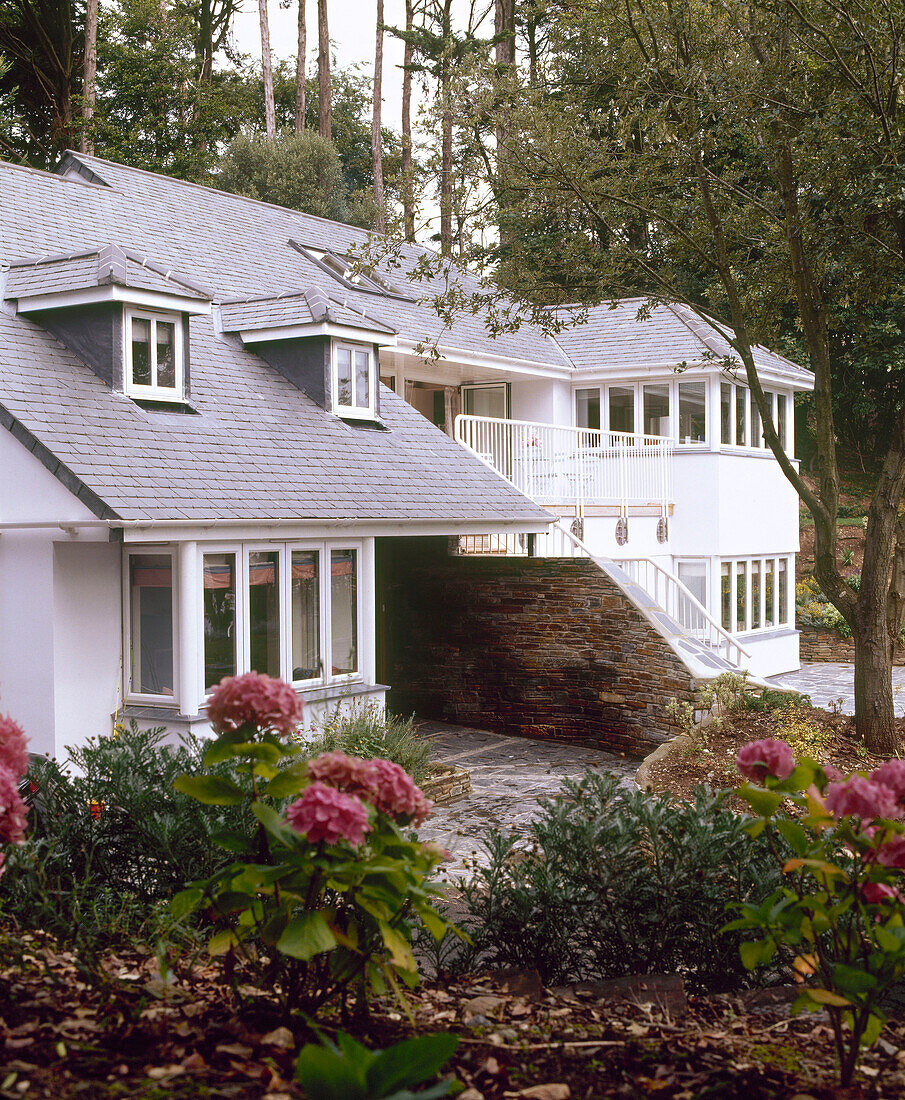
[767,662,905,717]
[415,721,636,881]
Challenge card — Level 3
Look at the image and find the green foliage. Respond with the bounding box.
[728,756,905,1086]
[216,129,351,221]
[172,703,456,1014]
[295,1031,459,1100]
[460,772,784,991]
[0,723,245,974]
[305,704,433,785]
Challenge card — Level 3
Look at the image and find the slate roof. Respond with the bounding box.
[7,244,210,302]
[219,288,397,337]
[0,158,551,527]
[552,299,814,385]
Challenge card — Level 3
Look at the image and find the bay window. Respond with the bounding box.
[677,381,706,443]
[203,553,237,691]
[128,553,175,698]
[643,383,670,436]
[331,549,359,675]
[291,550,320,681]
[721,382,790,452]
[575,388,601,431]
[608,385,634,434]
[248,550,280,677]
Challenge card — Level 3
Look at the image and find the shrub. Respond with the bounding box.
[0,723,250,956]
[773,704,832,759]
[728,741,905,1087]
[173,673,456,1014]
[305,704,433,785]
[460,772,784,991]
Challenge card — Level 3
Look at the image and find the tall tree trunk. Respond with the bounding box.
[197,0,213,84]
[317,0,331,141]
[372,0,385,232]
[494,0,515,251]
[401,0,415,241]
[438,0,453,255]
[259,0,276,135]
[80,0,97,155]
[294,0,306,132]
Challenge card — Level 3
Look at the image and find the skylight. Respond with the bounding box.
[291,241,397,296]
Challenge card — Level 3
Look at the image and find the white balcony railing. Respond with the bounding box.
[454,415,673,514]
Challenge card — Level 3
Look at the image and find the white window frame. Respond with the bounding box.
[720,382,790,453]
[720,555,794,635]
[123,547,180,706]
[332,341,376,420]
[124,307,184,401]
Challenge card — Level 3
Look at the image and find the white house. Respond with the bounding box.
[0,153,812,761]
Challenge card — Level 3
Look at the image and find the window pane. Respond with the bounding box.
[736,387,746,445]
[721,383,732,444]
[203,553,237,691]
[751,395,762,447]
[336,347,352,405]
[130,554,173,696]
[643,384,670,436]
[736,560,747,631]
[354,350,370,408]
[721,563,731,630]
[131,317,152,386]
[156,320,176,389]
[609,386,634,434]
[779,558,788,623]
[751,560,761,628]
[777,394,787,449]
[765,559,774,626]
[575,388,601,431]
[678,381,706,442]
[292,550,320,680]
[331,549,358,675]
[249,550,280,678]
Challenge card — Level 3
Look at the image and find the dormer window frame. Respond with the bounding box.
[332,340,376,421]
[124,305,185,403]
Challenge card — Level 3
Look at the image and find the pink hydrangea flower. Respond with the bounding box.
[736,739,795,783]
[207,672,303,738]
[874,836,905,869]
[825,776,900,822]
[369,759,432,826]
[863,882,902,904]
[822,764,844,783]
[871,759,905,803]
[307,751,378,793]
[0,764,28,845]
[286,782,372,846]
[0,714,29,779]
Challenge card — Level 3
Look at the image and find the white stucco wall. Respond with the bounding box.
[0,426,97,523]
[52,541,122,760]
[509,378,572,425]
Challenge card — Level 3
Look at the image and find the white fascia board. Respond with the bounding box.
[15,284,211,315]
[119,516,553,543]
[240,322,397,347]
[395,339,570,380]
[572,358,814,390]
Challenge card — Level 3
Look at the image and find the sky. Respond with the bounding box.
[232,0,411,134]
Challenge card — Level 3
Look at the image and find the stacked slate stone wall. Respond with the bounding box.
[381,539,695,757]
[798,625,905,666]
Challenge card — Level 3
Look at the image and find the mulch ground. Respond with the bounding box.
[3,932,905,1099]
[646,705,892,803]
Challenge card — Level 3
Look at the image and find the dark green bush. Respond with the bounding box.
[0,723,251,951]
[460,772,786,992]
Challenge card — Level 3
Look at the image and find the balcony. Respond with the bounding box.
[454,415,674,514]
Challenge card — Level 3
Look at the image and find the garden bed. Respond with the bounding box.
[3,931,905,1098]
[645,703,890,803]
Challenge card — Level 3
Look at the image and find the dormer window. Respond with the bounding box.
[333,341,375,419]
[126,308,184,401]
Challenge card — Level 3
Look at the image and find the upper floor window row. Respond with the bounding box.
[720,382,788,451]
[575,380,707,444]
[125,307,185,402]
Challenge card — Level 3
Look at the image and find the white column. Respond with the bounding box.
[708,375,721,452]
[177,540,202,716]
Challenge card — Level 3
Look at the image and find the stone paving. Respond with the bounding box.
[415,720,637,882]
[767,662,905,717]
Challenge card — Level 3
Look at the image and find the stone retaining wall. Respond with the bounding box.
[798,624,905,666]
[382,540,695,757]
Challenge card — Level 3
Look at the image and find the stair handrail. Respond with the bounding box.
[551,519,750,667]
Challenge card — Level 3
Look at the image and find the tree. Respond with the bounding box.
[192,0,240,87]
[294,0,305,133]
[80,0,96,154]
[446,0,905,752]
[258,0,276,136]
[0,0,85,165]
[400,0,416,240]
[317,0,330,140]
[216,129,349,221]
[371,0,385,232]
